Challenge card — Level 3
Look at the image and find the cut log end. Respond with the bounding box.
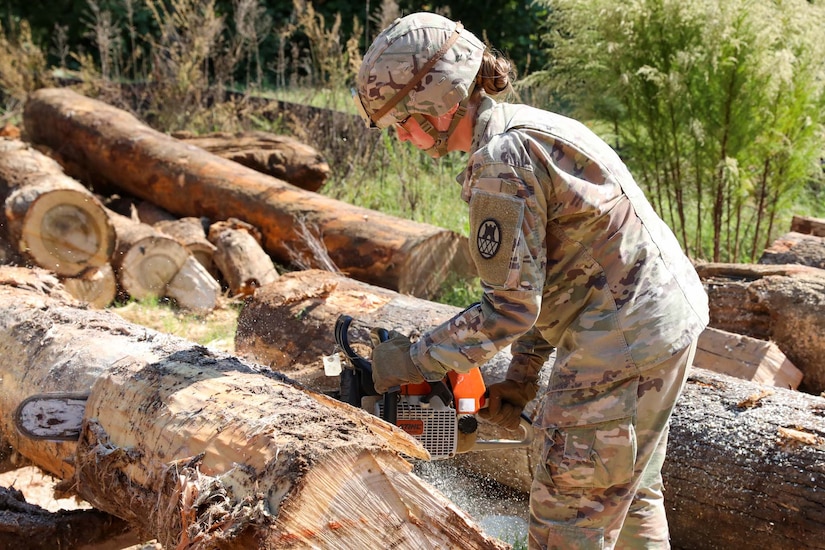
[117,236,189,299]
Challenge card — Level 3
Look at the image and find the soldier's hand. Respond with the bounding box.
[479,379,538,431]
[370,329,424,394]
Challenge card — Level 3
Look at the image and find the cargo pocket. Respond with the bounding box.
[536,377,639,490]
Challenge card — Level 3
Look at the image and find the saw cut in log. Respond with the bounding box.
[165,255,221,312]
[208,218,279,297]
[0,266,506,550]
[108,209,190,301]
[153,216,216,274]
[695,326,803,390]
[172,130,331,192]
[759,231,825,269]
[0,138,116,276]
[59,263,117,308]
[791,214,825,237]
[23,88,476,299]
[697,262,825,395]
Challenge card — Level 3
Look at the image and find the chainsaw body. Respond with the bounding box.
[334,315,532,460]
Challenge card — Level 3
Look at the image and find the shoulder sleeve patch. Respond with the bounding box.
[469,189,525,286]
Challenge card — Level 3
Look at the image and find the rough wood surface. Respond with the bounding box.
[664,368,825,550]
[791,215,825,237]
[173,130,331,192]
[695,327,803,389]
[59,263,117,308]
[0,485,137,549]
[0,266,506,549]
[0,138,115,276]
[697,262,825,395]
[759,231,825,269]
[208,218,279,296]
[24,88,475,299]
[237,269,825,550]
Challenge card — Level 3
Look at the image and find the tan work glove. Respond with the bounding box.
[370,329,425,394]
[478,379,538,431]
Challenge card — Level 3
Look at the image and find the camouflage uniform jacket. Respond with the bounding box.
[410,96,709,396]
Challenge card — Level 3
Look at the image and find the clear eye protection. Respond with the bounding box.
[352,88,400,129]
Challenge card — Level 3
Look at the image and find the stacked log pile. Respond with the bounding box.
[1,86,824,548]
[23,87,476,300]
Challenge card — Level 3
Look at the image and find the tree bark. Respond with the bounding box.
[208,218,279,297]
[0,139,116,276]
[172,130,331,193]
[237,269,825,550]
[0,485,138,549]
[23,88,475,299]
[759,231,825,269]
[697,262,825,395]
[0,266,506,550]
[664,368,825,550]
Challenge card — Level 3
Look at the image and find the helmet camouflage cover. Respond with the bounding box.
[355,12,485,129]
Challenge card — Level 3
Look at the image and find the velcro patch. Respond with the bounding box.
[469,190,524,285]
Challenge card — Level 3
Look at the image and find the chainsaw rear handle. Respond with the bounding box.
[334,314,399,423]
[472,414,534,450]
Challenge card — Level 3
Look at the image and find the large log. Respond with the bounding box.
[172,130,331,192]
[23,88,475,299]
[0,138,116,276]
[664,368,825,550]
[0,266,506,549]
[759,231,825,269]
[697,262,825,395]
[236,269,825,549]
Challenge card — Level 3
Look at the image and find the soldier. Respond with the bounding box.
[353,12,709,550]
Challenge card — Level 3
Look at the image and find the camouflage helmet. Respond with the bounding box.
[354,12,485,130]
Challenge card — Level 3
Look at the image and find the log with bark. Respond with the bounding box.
[0,266,507,549]
[0,138,116,276]
[208,218,279,296]
[108,209,220,311]
[697,262,825,395]
[0,485,138,549]
[759,231,825,269]
[59,263,118,308]
[154,216,217,274]
[236,269,825,549]
[23,88,475,299]
[173,130,331,192]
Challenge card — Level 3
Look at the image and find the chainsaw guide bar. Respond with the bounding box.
[14,393,89,441]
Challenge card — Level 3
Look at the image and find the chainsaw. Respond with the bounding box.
[332,314,532,460]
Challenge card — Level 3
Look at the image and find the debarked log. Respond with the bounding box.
[0,138,116,276]
[23,88,475,299]
[0,266,506,550]
[696,262,825,395]
[237,269,825,549]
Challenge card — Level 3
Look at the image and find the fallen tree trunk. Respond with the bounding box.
[696,262,825,395]
[664,368,825,550]
[237,269,825,549]
[0,138,116,276]
[24,88,475,299]
[208,218,279,296]
[0,266,506,549]
[172,130,331,192]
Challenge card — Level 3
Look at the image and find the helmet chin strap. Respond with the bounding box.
[412,95,472,158]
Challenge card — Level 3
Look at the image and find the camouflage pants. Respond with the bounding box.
[528,342,697,550]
